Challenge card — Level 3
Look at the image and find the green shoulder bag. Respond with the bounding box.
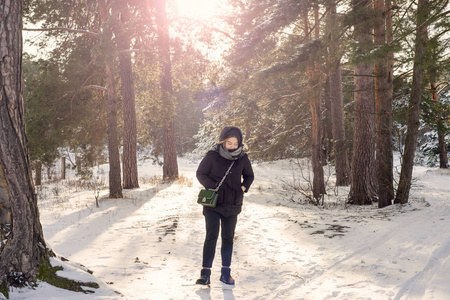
[197,161,235,208]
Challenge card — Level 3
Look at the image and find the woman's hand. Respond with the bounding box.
[241,186,246,192]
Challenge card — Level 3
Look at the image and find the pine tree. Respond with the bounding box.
[0,1,50,294]
[374,0,394,208]
[153,0,179,181]
[348,0,377,205]
[113,0,139,189]
[99,0,123,198]
[24,0,123,197]
[222,0,328,199]
[395,0,430,204]
[326,0,350,186]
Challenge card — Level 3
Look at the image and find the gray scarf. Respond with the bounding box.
[215,144,244,161]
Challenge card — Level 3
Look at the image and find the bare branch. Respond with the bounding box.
[437,82,450,95]
[70,85,106,114]
[23,27,98,36]
[82,85,107,91]
[120,49,157,55]
[203,25,236,42]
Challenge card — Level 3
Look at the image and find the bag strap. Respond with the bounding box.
[214,161,235,192]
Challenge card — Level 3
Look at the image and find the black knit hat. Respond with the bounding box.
[219,126,243,147]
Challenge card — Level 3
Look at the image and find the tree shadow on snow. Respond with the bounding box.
[41,183,173,255]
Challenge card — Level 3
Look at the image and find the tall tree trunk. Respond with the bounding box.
[395,0,429,204]
[76,156,82,175]
[114,1,139,189]
[327,0,349,186]
[329,63,350,186]
[438,132,448,168]
[431,83,448,169]
[303,8,325,202]
[0,0,50,293]
[61,156,66,180]
[99,0,123,198]
[309,78,326,201]
[323,76,333,162]
[314,5,326,197]
[374,0,394,208]
[47,166,52,180]
[154,0,179,181]
[348,0,376,205]
[104,63,124,198]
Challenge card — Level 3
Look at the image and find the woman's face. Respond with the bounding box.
[224,137,239,150]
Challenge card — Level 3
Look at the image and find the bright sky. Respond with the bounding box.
[170,0,230,62]
[172,0,223,20]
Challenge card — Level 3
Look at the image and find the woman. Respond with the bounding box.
[195,126,254,286]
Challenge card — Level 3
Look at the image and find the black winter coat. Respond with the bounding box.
[196,150,254,217]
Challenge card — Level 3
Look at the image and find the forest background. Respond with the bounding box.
[0,0,449,296]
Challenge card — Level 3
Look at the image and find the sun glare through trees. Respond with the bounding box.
[173,0,222,20]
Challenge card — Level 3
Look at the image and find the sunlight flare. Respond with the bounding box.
[173,0,222,20]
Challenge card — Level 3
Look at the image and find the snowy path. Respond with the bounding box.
[31,160,450,300]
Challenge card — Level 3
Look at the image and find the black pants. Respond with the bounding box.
[202,209,238,268]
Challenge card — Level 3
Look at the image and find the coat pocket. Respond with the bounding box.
[234,190,244,206]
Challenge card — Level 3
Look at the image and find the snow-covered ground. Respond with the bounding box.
[3,155,450,300]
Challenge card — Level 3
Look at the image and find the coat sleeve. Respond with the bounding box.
[241,155,254,193]
[196,153,217,189]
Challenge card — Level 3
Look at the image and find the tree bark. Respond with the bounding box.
[61,157,66,180]
[76,156,82,175]
[430,82,448,169]
[0,164,11,226]
[154,0,179,181]
[329,63,350,186]
[99,0,123,198]
[104,63,124,198]
[303,7,325,202]
[35,161,42,186]
[395,0,429,204]
[323,76,333,162]
[327,0,350,186]
[114,1,139,189]
[0,0,50,292]
[438,132,448,168]
[374,0,394,208]
[309,79,326,201]
[348,0,376,205]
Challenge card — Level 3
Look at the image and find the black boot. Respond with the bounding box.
[220,267,235,285]
[196,268,211,285]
